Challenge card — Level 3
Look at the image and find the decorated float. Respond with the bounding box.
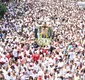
[35,22,52,46]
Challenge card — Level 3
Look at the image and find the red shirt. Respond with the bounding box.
[6,54,10,60]
[32,54,40,61]
[42,49,48,54]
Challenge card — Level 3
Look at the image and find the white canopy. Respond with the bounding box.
[77,2,85,9]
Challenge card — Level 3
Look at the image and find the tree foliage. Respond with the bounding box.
[0,1,7,19]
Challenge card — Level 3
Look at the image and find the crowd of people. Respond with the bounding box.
[0,0,85,80]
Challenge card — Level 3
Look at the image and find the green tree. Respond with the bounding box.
[0,1,7,19]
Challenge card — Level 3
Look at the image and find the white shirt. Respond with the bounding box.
[12,76,16,80]
[58,62,64,68]
[21,75,26,80]
[2,69,8,79]
[13,49,18,57]
[6,75,13,80]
